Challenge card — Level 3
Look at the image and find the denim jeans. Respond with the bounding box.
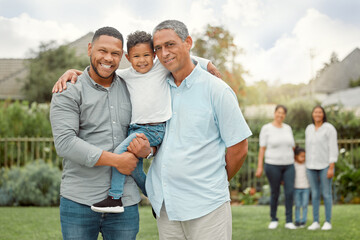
[264,163,295,223]
[110,123,165,198]
[60,197,139,240]
[307,167,333,223]
[294,188,310,224]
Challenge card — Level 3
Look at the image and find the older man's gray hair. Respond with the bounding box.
[152,20,189,41]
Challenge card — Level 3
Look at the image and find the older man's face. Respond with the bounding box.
[153,29,191,75]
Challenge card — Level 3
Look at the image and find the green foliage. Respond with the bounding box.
[244,81,308,105]
[349,76,360,88]
[192,25,246,105]
[326,106,360,138]
[0,160,61,206]
[23,41,88,103]
[0,100,51,137]
[334,148,360,203]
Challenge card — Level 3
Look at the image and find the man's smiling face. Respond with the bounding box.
[153,29,191,75]
[88,35,123,83]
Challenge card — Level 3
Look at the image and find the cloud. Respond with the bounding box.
[241,8,360,85]
[222,0,264,26]
[0,13,82,58]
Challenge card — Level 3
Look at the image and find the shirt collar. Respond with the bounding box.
[166,62,202,89]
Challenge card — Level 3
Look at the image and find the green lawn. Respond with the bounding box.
[0,205,359,240]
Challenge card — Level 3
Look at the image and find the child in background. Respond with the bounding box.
[294,146,310,227]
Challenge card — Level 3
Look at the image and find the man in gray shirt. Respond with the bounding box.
[50,26,152,240]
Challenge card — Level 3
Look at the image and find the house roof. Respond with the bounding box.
[0,59,29,99]
[314,48,360,94]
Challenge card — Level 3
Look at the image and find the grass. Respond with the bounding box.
[0,205,359,240]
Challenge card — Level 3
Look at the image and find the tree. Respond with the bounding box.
[23,41,88,103]
[192,25,246,105]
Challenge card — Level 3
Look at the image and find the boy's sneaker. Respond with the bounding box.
[321,222,332,230]
[285,222,297,229]
[307,222,320,230]
[295,222,301,227]
[91,196,124,213]
[268,221,278,229]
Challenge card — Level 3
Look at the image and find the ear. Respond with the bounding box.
[125,53,130,62]
[184,36,193,51]
[87,43,92,57]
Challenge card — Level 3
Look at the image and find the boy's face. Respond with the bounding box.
[126,43,155,74]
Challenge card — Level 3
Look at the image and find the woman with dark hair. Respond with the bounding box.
[255,105,296,229]
[305,105,338,231]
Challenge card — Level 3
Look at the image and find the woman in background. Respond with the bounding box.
[306,105,338,231]
[255,105,296,230]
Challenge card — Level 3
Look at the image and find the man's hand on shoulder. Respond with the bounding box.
[52,69,83,93]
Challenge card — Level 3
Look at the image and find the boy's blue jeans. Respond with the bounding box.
[60,197,139,240]
[264,163,295,223]
[294,188,310,224]
[306,167,333,223]
[110,123,165,199]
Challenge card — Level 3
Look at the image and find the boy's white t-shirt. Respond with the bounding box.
[116,57,209,124]
[116,59,171,124]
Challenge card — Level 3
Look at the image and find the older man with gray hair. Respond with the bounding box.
[145,20,252,240]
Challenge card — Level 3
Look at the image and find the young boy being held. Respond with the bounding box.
[53,31,218,213]
[294,146,310,227]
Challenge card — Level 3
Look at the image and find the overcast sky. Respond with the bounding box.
[1,0,360,85]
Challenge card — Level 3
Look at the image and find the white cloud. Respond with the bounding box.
[0,13,82,58]
[222,0,264,26]
[241,8,360,85]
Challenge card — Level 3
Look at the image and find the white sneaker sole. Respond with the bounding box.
[91,206,124,213]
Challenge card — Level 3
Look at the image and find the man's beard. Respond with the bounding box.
[90,56,115,79]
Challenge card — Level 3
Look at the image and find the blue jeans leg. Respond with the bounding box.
[301,188,310,223]
[60,197,139,240]
[294,189,302,223]
[264,164,281,222]
[283,164,295,223]
[294,188,310,223]
[319,167,333,223]
[307,169,320,222]
[110,133,138,199]
[110,123,165,198]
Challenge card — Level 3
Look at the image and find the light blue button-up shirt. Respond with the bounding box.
[146,63,252,221]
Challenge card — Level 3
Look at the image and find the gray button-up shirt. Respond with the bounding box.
[50,67,141,206]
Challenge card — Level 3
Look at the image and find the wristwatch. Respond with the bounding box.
[146,147,154,159]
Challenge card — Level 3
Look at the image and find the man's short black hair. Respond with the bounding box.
[126,31,153,54]
[92,27,124,48]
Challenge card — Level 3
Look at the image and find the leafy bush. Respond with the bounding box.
[0,100,51,137]
[334,149,360,203]
[0,160,61,206]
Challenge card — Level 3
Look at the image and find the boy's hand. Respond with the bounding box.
[207,62,221,79]
[52,69,83,93]
[127,133,151,158]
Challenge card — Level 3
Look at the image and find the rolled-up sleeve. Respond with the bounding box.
[50,89,102,167]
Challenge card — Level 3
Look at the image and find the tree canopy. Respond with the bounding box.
[22,41,88,103]
[192,25,246,105]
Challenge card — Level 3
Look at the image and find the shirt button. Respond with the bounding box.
[113,121,116,124]
[110,106,114,109]
[114,137,117,140]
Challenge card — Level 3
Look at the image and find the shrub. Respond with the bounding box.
[0,160,61,206]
